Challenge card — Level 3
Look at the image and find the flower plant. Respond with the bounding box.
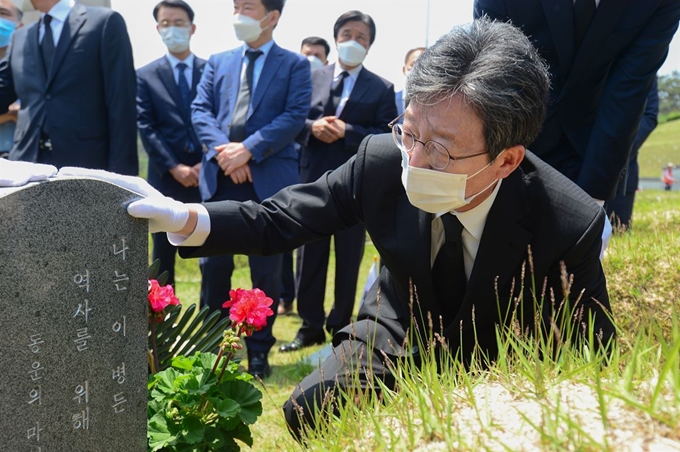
[147,287,274,452]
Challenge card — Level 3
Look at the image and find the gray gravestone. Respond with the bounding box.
[0,178,148,452]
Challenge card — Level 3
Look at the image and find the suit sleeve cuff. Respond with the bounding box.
[167,204,211,247]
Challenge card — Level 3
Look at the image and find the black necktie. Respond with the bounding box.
[41,14,55,75]
[327,71,349,116]
[432,214,467,327]
[229,50,263,143]
[574,0,596,49]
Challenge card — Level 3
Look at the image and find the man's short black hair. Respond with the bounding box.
[153,0,195,22]
[333,10,376,45]
[301,36,330,59]
[262,0,285,14]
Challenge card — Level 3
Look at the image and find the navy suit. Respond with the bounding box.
[474,0,680,200]
[137,55,206,284]
[0,3,137,175]
[192,41,311,353]
[294,63,396,339]
[395,89,405,119]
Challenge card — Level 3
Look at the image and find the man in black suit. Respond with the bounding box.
[0,0,137,175]
[473,0,679,205]
[137,0,205,286]
[41,19,615,441]
[278,11,396,352]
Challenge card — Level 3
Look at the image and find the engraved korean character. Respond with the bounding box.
[113,271,129,291]
[28,362,45,381]
[73,381,89,404]
[112,316,126,336]
[73,299,92,323]
[113,238,129,261]
[27,422,43,441]
[27,334,44,354]
[27,386,41,405]
[72,406,90,430]
[112,392,127,413]
[73,270,90,292]
[74,327,91,352]
[112,363,125,384]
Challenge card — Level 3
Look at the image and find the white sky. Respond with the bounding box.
[110,0,679,90]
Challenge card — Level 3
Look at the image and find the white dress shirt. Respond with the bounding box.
[166,53,195,87]
[430,180,503,280]
[332,63,362,117]
[39,0,75,45]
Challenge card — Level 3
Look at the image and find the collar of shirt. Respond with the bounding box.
[43,0,74,24]
[430,179,503,279]
[242,39,274,60]
[166,52,195,86]
[333,62,362,82]
[240,39,274,91]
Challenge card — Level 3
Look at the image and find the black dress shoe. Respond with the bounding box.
[278,331,326,353]
[247,352,271,379]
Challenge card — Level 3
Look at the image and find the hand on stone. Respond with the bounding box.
[0,159,57,187]
[57,167,189,233]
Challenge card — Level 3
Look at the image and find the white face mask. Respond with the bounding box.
[307,55,324,71]
[232,13,270,43]
[400,147,498,213]
[337,40,367,67]
[159,26,191,54]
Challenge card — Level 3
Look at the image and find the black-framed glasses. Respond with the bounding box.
[389,113,489,170]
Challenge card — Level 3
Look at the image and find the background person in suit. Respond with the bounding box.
[137,0,204,286]
[277,35,331,317]
[605,78,659,230]
[191,0,311,378]
[72,20,615,440]
[0,0,22,160]
[394,46,424,123]
[278,11,397,353]
[473,0,680,206]
[0,0,137,175]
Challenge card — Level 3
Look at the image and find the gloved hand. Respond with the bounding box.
[0,160,57,186]
[57,167,190,233]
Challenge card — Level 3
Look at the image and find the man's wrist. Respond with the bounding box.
[178,207,198,235]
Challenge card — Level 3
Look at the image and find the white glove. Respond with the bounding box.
[0,160,57,186]
[57,167,189,233]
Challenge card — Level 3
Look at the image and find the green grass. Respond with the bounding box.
[638,119,680,178]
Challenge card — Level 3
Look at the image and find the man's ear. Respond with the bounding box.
[495,145,525,179]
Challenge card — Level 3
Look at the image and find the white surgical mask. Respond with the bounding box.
[400,147,498,213]
[307,55,324,70]
[159,26,191,54]
[232,13,270,43]
[337,40,367,67]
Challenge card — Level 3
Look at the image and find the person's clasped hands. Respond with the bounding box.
[0,159,190,234]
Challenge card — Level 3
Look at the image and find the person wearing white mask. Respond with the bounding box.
[394,47,425,124]
[0,0,22,159]
[300,35,329,71]
[191,0,311,379]
[136,0,205,290]
[1,19,615,441]
[278,11,397,354]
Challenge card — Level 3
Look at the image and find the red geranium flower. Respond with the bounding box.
[222,288,274,336]
[148,279,180,314]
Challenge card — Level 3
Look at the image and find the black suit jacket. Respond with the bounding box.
[137,55,206,199]
[180,134,614,364]
[0,3,137,175]
[474,0,680,200]
[297,64,396,181]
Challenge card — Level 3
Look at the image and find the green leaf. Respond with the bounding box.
[210,397,240,419]
[180,416,205,445]
[171,354,197,371]
[203,426,227,451]
[148,412,178,451]
[151,368,180,401]
[218,380,263,424]
[230,422,254,448]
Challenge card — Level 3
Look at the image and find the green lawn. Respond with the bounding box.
[638,119,680,178]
